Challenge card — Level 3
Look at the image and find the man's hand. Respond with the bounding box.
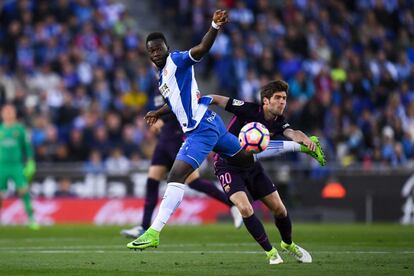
[301,137,317,152]
[23,159,36,182]
[149,119,164,134]
[213,10,229,28]
[144,111,160,126]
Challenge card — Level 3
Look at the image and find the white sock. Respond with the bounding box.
[150,182,186,232]
[254,141,301,161]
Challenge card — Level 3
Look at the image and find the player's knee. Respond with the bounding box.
[167,170,187,183]
[167,161,194,183]
[273,205,287,217]
[236,203,254,217]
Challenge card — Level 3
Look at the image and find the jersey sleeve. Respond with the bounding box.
[279,116,291,132]
[170,50,200,68]
[225,98,259,118]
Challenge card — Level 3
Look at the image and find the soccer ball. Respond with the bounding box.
[238,122,270,153]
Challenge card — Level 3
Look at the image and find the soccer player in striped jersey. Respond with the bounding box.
[127,10,252,250]
[120,93,243,239]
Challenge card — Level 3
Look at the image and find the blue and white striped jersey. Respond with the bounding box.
[158,50,212,133]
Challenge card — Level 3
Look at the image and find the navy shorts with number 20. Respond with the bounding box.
[213,158,277,201]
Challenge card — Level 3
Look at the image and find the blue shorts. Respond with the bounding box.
[176,110,241,169]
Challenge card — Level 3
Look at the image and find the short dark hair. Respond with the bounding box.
[260,80,289,103]
[146,32,168,46]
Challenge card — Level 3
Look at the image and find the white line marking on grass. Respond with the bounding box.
[0,243,258,250]
[1,250,414,254]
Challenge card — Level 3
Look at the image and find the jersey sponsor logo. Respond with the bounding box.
[159,83,171,98]
[0,138,17,146]
[206,111,216,123]
[232,99,244,106]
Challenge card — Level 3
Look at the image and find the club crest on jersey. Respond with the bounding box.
[163,68,168,76]
[159,83,171,98]
[232,99,244,106]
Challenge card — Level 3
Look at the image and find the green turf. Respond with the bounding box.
[0,224,413,275]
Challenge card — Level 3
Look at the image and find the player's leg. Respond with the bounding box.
[120,165,168,239]
[150,159,194,230]
[0,174,7,223]
[260,191,290,244]
[142,166,168,230]
[254,137,326,166]
[261,191,312,263]
[14,169,38,230]
[186,170,230,206]
[127,159,194,250]
[186,170,242,228]
[128,124,219,250]
[0,192,3,223]
[214,161,282,264]
[230,192,282,264]
[121,138,180,238]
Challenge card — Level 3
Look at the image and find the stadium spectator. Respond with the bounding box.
[83,149,105,174]
[54,177,76,197]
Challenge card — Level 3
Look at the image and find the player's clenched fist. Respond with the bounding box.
[212,10,229,27]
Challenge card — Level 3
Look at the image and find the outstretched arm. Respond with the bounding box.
[283,129,317,151]
[207,94,230,108]
[190,10,228,61]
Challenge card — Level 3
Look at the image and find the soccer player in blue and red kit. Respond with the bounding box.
[208,80,326,264]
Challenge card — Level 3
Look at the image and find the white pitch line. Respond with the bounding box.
[0,243,258,250]
[1,250,414,254]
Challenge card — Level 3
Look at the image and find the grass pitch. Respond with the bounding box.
[0,224,413,275]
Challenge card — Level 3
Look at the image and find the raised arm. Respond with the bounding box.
[207,94,230,108]
[190,10,228,61]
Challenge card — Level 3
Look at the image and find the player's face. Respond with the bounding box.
[265,91,287,116]
[1,105,16,123]
[146,39,169,69]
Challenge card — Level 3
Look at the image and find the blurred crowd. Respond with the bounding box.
[156,0,414,168]
[0,0,159,172]
[1,0,414,169]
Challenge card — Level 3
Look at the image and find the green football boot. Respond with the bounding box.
[28,218,40,230]
[265,247,283,265]
[281,241,312,263]
[127,228,160,250]
[300,136,326,166]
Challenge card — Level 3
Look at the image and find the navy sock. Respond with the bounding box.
[274,213,292,244]
[243,214,273,252]
[188,178,231,207]
[142,178,160,230]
